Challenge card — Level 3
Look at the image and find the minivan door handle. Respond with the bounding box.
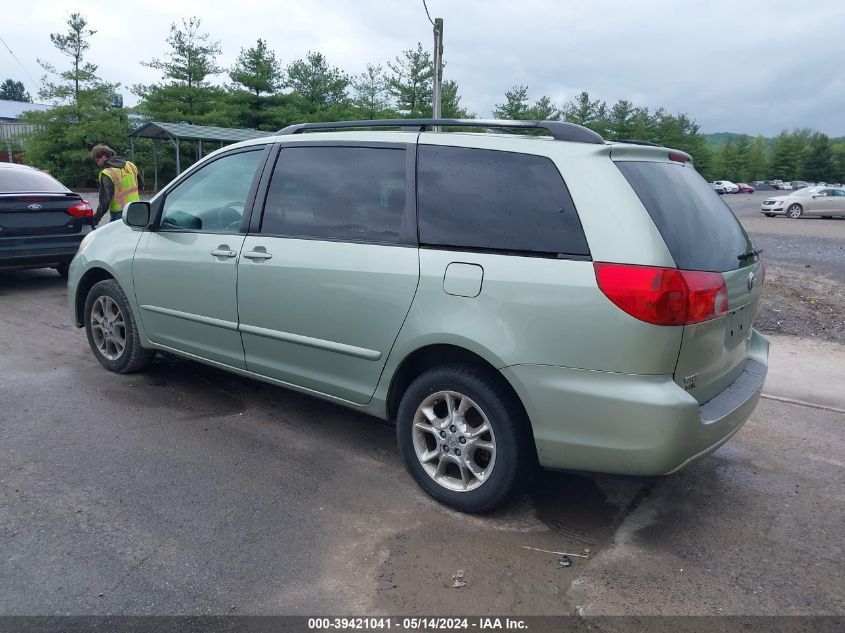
[211,247,237,258]
[243,249,272,260]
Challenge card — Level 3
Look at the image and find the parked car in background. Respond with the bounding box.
[780,182,793,190]
[768,180,783,189]
[67,118,769,512]
[714,180,739,193]
[711,182,726,194]
[736,183,755,193]
[760,186,845,218]
[790,181,809,190]
[0,163,94,277]
[752,181,776,191]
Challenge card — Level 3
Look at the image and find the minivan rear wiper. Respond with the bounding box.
[737,248,763,261]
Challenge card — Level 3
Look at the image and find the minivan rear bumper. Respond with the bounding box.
[501,329,769,476]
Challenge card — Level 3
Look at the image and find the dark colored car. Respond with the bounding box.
[736,182,755,193]
[0,163,93,277]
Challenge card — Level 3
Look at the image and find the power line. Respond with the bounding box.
[0,34,40,96]
[422,0,436,26]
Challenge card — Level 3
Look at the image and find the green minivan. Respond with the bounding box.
[68,119,768,512]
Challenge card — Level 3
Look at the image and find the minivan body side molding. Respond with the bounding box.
[238,323,383,361]
[140,304,239,331]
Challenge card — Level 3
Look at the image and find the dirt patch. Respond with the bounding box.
[756,265,845,344]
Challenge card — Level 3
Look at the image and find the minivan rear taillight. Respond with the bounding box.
[594,262,728,326]
[67,201,93,217]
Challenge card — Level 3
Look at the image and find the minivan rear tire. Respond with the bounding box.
[84,280,154,374]
[396,364,530,513]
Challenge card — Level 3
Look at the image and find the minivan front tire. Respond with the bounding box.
[84,280,154,374]
[397,364,530,512]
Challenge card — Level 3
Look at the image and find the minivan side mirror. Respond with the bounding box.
[124,201,151,228]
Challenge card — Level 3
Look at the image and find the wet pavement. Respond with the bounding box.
[1,258,844,616]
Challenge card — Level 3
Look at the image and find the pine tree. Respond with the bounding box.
[351,64,391,119]
[769,132,802,180]
[492,85,530,119]
[386,43,433,118]
[440,80,474,119]
[0,79,31,102]
[285,51,349,113]
[527,95,560,121]
[831,142,845,184]
[608,100,637,139]
[24,12,127,186]
[564,92,600,127]
[134,17,224,124]
[230,39,282,97]
[733,135,753,182]
[802,133,834,182]
[746,136,768,181]
[722,139,741,181]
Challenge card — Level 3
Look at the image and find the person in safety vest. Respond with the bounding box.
[91,144,143,226]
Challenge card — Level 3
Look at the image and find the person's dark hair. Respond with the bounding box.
[91,144,116,161]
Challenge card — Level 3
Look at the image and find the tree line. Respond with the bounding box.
[9,12,844,188]
[712,131,845,184]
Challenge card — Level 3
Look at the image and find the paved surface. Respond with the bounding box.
[0,270,644,615]
[1,214,844,615]
[568,330,845,615]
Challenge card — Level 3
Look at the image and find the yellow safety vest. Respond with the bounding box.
[101,162,141,213]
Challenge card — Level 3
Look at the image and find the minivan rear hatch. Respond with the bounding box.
[614,152,763,404]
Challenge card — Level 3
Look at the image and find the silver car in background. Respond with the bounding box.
[761,186,845,218]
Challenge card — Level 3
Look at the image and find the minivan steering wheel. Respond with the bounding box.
[216,200,245,231]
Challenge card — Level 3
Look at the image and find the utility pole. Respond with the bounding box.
[432,17,444,125]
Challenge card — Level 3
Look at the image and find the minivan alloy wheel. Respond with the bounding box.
[90,295,126,360]
[412,390,497,492]
[84,279,154,374]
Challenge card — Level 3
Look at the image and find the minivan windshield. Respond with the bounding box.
[615,161,753,272]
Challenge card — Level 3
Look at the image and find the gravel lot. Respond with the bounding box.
[723,192,845,344]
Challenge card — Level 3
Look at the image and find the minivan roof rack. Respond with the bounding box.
[276,118,605,145]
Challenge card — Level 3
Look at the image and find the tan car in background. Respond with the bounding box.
[761,186,845,218]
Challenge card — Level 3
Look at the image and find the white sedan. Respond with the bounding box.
[760,187,845,218]
[714,180,739,193]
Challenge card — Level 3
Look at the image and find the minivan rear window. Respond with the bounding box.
[615,161,752,272]
[417,146,590,257]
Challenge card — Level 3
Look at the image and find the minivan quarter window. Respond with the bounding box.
[417,145,590,257]
[261,146,408,244]
[159,149,264,233]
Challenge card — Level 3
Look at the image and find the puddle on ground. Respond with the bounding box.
[529,470,651,545]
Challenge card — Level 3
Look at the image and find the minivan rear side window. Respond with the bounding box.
[417,146,590,257]
[261,146,407,244]
[616,161,753,272]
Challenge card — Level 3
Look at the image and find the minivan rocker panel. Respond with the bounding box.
[68,119,769,512]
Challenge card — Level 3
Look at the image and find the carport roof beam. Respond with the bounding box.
[130,121,274,144]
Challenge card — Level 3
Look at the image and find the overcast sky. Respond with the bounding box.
[2,0,844,136]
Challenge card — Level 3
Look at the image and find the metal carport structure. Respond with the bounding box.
[129,121,274,191]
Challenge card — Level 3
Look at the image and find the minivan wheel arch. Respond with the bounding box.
[75,268,115,327]
[386,344,538,463]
